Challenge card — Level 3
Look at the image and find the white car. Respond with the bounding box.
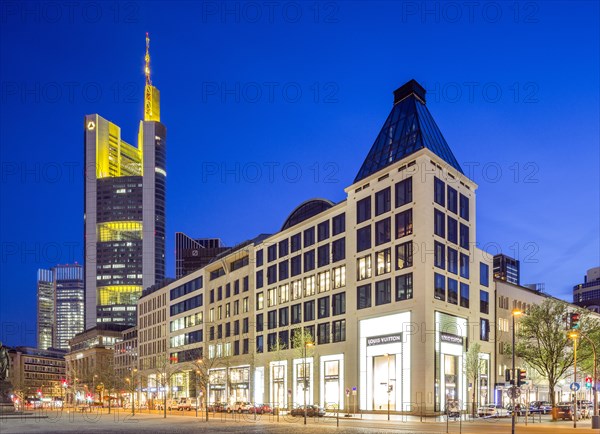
[477,404,503,417]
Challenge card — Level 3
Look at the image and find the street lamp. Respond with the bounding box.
[132,368,138,416]
[303,340,314,425]
[569,332,579,429]
[576,333,598,428]
[92,374,97,405]
[511,309,522,434]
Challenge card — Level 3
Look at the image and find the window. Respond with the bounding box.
[318,296,330,318]
[460,254,469,278]
[268,288,277,307]
[480,318,490,341]
[268,310,277,329]
[291,279,302,300]
[375,279,391,305]
[480,263,490,287]
[304,227,315,247]
[357,226,371,252]
[279,307,289,327]
[243,317,249,333]
[279,239,289,257]
[395,273,413,301]
[317,271,331,293]
[357,255,372,280]
[291,303,301,324]
[357,197,371,223]
[279,284,289,303]
[459,224,469,250]
[332,265,346,288]
[210,289,215,304]
[256,249,264,267]
[447,216,457,244]
[243,338,249,354]
[395,177,412,207]
[447,186,457,214]
[434,241,445,269]
[332,292,345,315]
[480,290,489,314]
[375,218,391,245]
[459,194,469,221]
[304,250,315,272]
[448,278,458,305]
[256,335,264,353]
[376,248,391,275]
[460,283,469,308]
[225,322,231,337]
[278,330,289,349]
[278,260,289,280]
[267,265,277,284]
[357,284,371,309]
[234,320,240,335]
[318,244,330,267]
[332,213,345,235]
[291,255,301,276]
[318,221,330,241]
[318,322,330,344]
[332,238,345,262]
[291,233,301,252]
[396,242,413,270]
[434,209,445,238]
[256,314,264,332]
[243,276,249,292]
[375,187,391,215]
[434,177,445,206]
[256,292,264,310]
[332,319,346,342]
[234,279,240,295]
[395,209,413,238]
[304,300,315,321]
[304,276,315,296]
[268,244,277,262]
[218,286,222,301]
[434,273,445,301]
[267,333,277,351]
[447,247,458,274]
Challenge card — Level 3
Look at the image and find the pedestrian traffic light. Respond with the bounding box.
[518,369,527,386]
[570,312,581,329]
[585,376,593,389]
[505,368,512,383]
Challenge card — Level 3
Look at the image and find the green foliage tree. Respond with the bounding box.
[464,342,485,417]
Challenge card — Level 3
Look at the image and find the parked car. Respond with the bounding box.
[174,398,199,411]
[207,402,228,412]
[290,405,326,417]
[228,401,252,413]
[155,399,179,411]
[505,404,525,416]
[477,404,503,418]
[555,404,573,420]
[529,401,551,414]
[249,403,273,414]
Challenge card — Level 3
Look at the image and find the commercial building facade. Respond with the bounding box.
[493,254,520,286]
[137,80,498,414]
[175,233,228,279]
[7,346,67,399]
[84,34,166,328]
[573,266,600,313]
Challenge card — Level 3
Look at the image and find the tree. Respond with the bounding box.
[512,299,574,413]
[464,342,485,417]
[186,348,230,422]
[95,363,122,414]
[150,355,181,419]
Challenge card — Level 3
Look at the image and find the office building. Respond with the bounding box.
[573,266,600,313]
[137,80,497,414]
[7,346,67,399]
[84,33,166,327]
[175,233,228,279]
[37,269,54,350]
[493,254,520,285]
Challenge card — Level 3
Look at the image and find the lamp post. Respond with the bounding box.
[569,332,578,428]
[303,340,314,425]
[511,309,522,434]
[577,333,598,428]
[92,375,97,404]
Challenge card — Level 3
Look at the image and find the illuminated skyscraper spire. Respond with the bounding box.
[144,32,160,122]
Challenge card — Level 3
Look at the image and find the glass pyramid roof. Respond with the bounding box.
[354,80,463,183]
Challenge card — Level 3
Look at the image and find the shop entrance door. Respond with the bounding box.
[372,354,396,411]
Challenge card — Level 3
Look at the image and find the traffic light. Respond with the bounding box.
[518,369,527,386]
[585,376,593,389]
[570,312,581,329]
[505,368,512,383]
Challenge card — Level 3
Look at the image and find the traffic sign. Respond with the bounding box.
[506,386,521,399]
[569,382,580,391]
[352,386,357,396]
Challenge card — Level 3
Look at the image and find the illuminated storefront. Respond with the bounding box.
[269,361,287,408]
[359,312,411,411]
[320,354,344,408]
[293,357,313,406]
[229,366,250,402]
[208,368,227,404]
[434,311,467,412]
[254,367,265,404]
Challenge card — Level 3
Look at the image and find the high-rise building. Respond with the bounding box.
[37,265,85,351]
[493,254,520,285]
[53,264,85,350]
[84,34,166,328]
[36,269,54,350]
[573,266,600,313]
[175,233,228,279]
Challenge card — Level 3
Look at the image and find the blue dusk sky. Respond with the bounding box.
[0,1,598,346]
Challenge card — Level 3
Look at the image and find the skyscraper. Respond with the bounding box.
[36,264,84,351]
[36,269,54,350]
[84,34,166,328]
[175,233,228,279]
[493,254,520,285]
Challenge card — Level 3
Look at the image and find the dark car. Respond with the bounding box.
[556,404,573,420]
[207,402,228,412]
[506,404,525,416]
[529,401,551,414]
[249,403,273,414]
[290,405,326,417]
